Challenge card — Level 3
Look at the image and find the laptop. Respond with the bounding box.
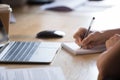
[0,19,61,64]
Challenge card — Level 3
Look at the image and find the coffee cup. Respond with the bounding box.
[0,4,12,34]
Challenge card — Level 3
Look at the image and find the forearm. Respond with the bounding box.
[97,40,120,79]
[102,28,120,39]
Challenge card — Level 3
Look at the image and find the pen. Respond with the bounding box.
[82,17,95,39]
[81,17,95,48]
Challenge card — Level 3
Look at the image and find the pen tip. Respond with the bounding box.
[93,17,95,20]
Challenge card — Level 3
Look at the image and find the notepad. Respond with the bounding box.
[62,42,106,55]
[0,67,66,80]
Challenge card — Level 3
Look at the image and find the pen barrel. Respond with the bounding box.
[82,17,95,39]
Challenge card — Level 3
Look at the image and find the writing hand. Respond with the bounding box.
[74,28,108,49]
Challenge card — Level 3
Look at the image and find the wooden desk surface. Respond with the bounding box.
[1,5,99,80]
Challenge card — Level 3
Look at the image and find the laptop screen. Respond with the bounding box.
[0,19,9,43]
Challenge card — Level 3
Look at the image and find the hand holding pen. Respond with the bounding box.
[73,17,95,49]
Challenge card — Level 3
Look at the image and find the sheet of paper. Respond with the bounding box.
[0,67,66,80]
[75,0,114,12]
[0,67,6,70]
[62,42,106,55]
[40,0,115,12]
[40,0,87,11]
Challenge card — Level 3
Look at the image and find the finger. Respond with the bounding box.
[82,41,95,49]
[75,37,82,44]
[73,31,82,39]
[73,28,81,38]
[82,34,93,46]
[74,31,84,46]
[109,35,119,42]
[73,28,87,39]
[75,39,81,46]
[114,34,120,40]
[106,40,112,49]
[114,34,120,37]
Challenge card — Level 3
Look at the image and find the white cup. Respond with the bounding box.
[0,4,11,33]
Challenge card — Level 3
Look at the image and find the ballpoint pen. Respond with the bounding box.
[82,17,95,39]
[81,17,95,48]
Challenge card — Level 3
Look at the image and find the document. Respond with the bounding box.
[0,67,6,70]
[62,42,106,55]
[40,0,87,11]
[40,0,114,12]
[0,67,66,80]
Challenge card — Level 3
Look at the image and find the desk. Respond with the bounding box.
[1,5,99,80]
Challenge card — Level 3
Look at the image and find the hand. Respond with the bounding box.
[73,27,88,46]
[73,28,87,45]
[74,28,108,49]
[82,31,107,49]
[106,34,120,49]
[73,27,105,48]
[97,35,120,80]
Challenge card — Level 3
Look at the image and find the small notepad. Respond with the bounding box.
[62,42,106,55]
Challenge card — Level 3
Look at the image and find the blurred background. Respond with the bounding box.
[0,0,55,7]
[0,0,119,10]
[0,0,120,24]
[0,0,119,11]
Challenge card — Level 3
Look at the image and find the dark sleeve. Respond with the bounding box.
[103,76,120,80]
[98,73,120,80]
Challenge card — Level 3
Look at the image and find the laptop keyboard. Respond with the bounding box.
[1,42,40,62]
